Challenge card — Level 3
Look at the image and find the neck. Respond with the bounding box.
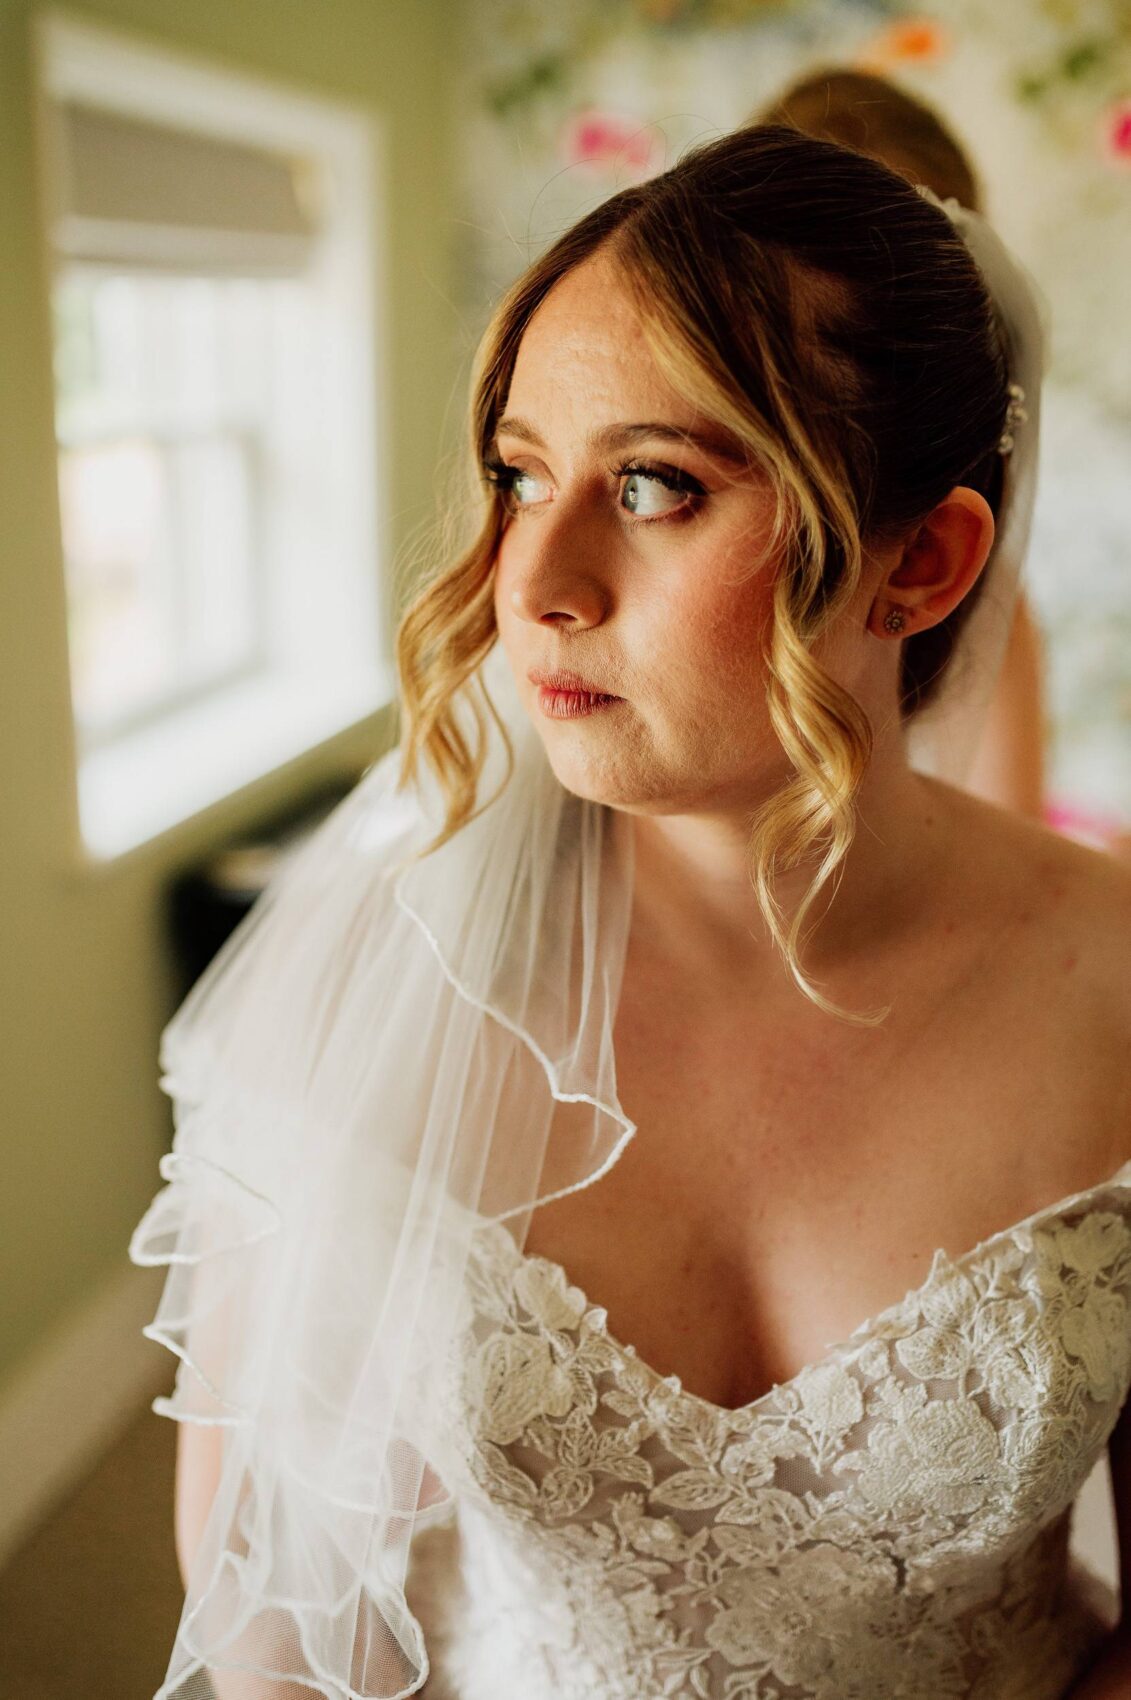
[628,735,949,994]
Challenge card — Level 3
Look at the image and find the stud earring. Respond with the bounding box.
[883,607,907,635]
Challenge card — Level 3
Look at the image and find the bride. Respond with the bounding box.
[133,125,1131,1699]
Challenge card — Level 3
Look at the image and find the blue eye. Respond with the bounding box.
[483,459,552,511]
[619,462,703,519]
[511,470,550,506]
[621,471,684,517]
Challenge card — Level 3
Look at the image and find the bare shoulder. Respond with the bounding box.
[932,781,1131,1168]
[933,780,1131,986]
[1015,806,1126,974]
[1024,819,1131,1035]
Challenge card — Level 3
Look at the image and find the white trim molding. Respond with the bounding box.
[0,1261,170,1568]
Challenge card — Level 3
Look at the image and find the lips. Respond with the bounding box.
[528,668,615,696]
[528,667,622,722]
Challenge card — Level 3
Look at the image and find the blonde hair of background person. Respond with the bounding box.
[152,126,1131,1700]
[756,67,1047,821]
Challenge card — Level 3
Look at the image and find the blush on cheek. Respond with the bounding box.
[694,583,775,693]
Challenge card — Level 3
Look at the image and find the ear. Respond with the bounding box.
[867,487,995,640]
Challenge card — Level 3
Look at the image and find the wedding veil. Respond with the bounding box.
[130,198,1045,1698]
[906,194,1046,785]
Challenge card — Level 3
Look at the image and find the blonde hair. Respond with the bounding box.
[398,127,1010,1010]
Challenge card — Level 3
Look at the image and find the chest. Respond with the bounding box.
[521,957,1116,1412]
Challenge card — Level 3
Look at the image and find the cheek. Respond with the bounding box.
[654,506,778,678]
[648,566,775,703]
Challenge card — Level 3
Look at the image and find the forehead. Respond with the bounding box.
[504,253,689,430]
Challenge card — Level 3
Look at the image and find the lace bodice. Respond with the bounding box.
[406,1166,1131,1700]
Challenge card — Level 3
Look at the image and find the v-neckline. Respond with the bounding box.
[477,1157,1131,1425]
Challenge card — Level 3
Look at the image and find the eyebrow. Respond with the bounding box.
[493,415,750,468]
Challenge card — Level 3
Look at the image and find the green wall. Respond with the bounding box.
[0,0,458,1386]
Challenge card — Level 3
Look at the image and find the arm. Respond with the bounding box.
[964,595,1046,819]
[174,1420,322,1699]
[173,1413,438,1698]
[174,1417,223,1592]
[1067,1400,1131,1696]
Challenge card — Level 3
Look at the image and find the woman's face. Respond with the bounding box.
[492,254,861,816]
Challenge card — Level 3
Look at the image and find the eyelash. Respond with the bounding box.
[482,457,706,522]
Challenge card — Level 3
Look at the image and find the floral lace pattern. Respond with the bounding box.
[413,1172,1131,1700]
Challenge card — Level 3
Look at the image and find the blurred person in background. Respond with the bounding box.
[756,67,1048,822]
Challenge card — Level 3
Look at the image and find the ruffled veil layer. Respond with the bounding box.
[131,669,635,1697]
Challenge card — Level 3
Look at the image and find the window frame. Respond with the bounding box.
[35,12,393,860]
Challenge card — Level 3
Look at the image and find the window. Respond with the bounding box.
[38,17,391,856]
[56,271,272,734]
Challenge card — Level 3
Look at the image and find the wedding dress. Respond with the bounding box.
[401,1175,1131,1700]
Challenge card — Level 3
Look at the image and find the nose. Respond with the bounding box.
[505,508,611,630]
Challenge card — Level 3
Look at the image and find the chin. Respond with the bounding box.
[537,716,790,817]
[538,737,643,810]
[538,739,711,817]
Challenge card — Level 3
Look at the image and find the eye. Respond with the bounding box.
[619,462,704,520]
[483,458,553,513]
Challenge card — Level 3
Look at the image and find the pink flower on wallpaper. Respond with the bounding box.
[1103,99,1131,166]
[560,109,663,179]
[1045,800,1129,854]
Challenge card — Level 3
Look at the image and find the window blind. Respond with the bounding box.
[52,101,322,274]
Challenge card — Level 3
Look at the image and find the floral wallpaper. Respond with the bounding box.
[453,0,1131,825]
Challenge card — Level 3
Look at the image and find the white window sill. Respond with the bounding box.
[77,666,394,860]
